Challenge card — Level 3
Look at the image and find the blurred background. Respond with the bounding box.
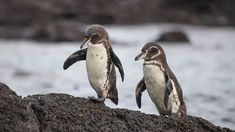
[0,0,235,129]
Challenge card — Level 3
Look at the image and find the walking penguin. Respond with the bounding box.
[63,25,124,105]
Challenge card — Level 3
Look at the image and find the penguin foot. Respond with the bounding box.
[163,113,180,119]
[163,114,171,118]
[160,114,171,118]
[170,113,181,118]
[88,96,105,103]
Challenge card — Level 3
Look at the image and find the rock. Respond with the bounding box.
[156,31,190,43]
[0,83,233,131]
[0,0,235,41]
[0,83,39,132]
[13,69,31,78]
[30,22,86,42]
[0,0,235,26]
[0,22,86,42]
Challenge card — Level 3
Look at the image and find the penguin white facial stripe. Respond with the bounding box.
[139,52,148,60]
[97,39,107,44]
[148,47,161,59]
[149,45,159,49]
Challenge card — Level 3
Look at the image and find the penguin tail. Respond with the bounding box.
[108,88,118,105]
[179,102,187,116]
[110,96,118,105]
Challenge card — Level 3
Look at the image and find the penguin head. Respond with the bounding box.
[80,25,109,49]
[135,42,166,62]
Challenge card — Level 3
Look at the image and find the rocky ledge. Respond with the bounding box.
[0,83,233,132]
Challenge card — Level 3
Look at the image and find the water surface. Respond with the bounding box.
[0,24,235,129]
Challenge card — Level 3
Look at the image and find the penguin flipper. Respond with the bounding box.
[63,48,87,70]
[108,86,118,105]
[164,71,173,109]
[135,78,146,108]
[110,49,124,82]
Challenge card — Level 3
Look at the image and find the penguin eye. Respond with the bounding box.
[92,33,100,40]
[149,47,158,54]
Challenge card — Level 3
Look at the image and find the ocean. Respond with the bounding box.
[0,24,235,129]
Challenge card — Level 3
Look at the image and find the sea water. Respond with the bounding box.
[0,24,235,129]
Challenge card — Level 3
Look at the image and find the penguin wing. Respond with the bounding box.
[110,49,124,82]
[164,70,173,109]
[63,48,87,70]
[135,78,146,108]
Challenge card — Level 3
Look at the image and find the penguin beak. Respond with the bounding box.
[135,52,146,61]
[80,37,91,49]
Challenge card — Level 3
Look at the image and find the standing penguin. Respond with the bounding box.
[63,25,124,105]
[135,42,186,117]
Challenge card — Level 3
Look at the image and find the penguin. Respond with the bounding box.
[135,42,186,117]
[63,25,124,105]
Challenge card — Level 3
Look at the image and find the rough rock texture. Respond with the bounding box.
[0,0,235,41]
[0,83,233,132]
[0,83,39,132]
[156,31,190,43]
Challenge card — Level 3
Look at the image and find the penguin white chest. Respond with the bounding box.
[143,63,166,111]
[86,44,108,90]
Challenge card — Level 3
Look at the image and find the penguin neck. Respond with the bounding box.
[143,60,165,72]
[88,42,105,48]
[88,40,110,50]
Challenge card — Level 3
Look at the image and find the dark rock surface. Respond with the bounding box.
[0,83,39,132]
[0,0,235,41]
[0,83,233,132]
[156,31,190,43]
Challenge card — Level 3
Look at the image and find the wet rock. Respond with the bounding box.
[0,83,233,131]
[156,31,190,43]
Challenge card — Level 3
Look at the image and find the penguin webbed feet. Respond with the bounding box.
[161,113,179,118]
[88,96,105,103]
[162,114,171,118]
[169,113,179,118]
